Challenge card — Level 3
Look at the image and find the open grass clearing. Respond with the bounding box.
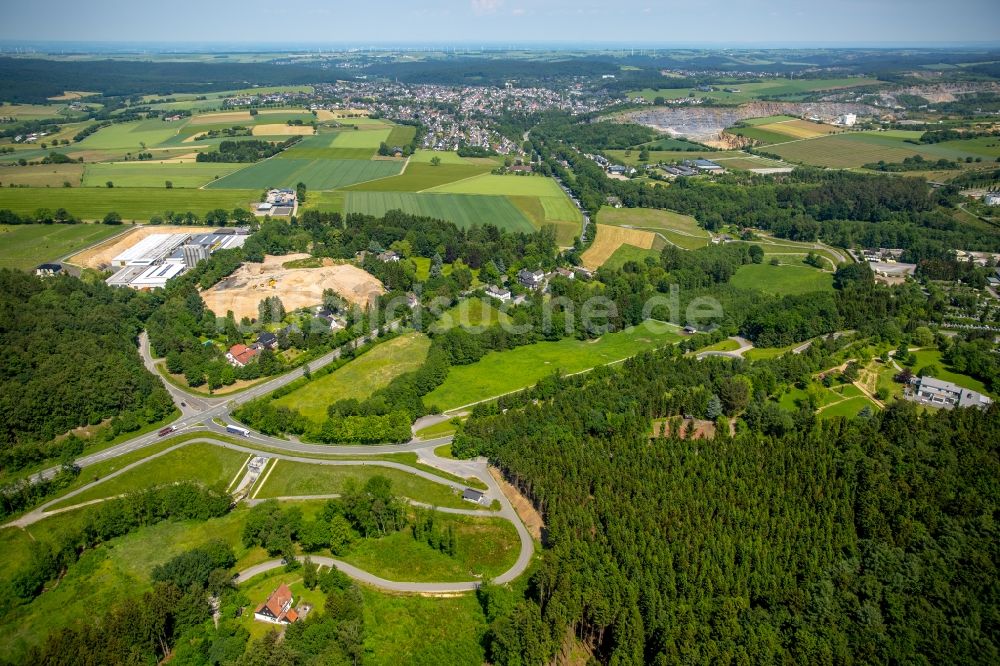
[431,298,509,332]
[255,461,477,510]
[273,333,431,422]
[82,162,244,188]
[602,243,662,270]
[345,191,535,233]
[362,586,487,665]
[732,262,833,295]
[415,419,463,440]
[425,322,683,411]
[206,157,402,190]
[768,131,994,168]
[345,163,492,192]
[0,187,257,220]
[0,223,125,269]
[819,395,881,418]
[508,195,580,246]
[342,511,519,582]
[46,443,248,510]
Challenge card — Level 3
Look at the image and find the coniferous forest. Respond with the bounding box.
[456,352,1000,665]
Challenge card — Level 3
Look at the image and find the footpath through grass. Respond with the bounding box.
[425,322,683,411]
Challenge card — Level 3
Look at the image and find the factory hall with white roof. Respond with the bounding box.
[106,228,249,290]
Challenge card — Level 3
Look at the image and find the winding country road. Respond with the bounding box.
[5,318,541,594]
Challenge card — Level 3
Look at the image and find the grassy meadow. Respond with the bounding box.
[273,333,431,422]
[424,322,684,410]
[732,263,834,295]
[0,187,257,220]
[0,223,125,269]
[345,191,536,233]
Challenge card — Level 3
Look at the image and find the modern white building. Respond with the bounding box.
[910,376,993,409]
[984,192,1000,206]
[111,233,191,268]
[836,113,857,127]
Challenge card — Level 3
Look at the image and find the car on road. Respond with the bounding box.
[158,426,176,437]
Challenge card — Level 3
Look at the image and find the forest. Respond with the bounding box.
[196,138,300,163]
[0,270,174,466]
[451,344,999,665]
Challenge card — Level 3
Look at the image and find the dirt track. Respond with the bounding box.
[200,254,384,320]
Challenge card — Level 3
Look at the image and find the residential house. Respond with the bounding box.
[985,191,1000,206]
[226,344,260,368]
[377,250,400,263]
[555,267,575,280]
[518,268,545,289]
[34,263,62,277]
[683,325,698,334]
[257,332,278,350]
[485,285,512,302]
[253,584,299,625]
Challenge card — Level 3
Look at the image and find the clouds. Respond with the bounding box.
[471,0,504,15]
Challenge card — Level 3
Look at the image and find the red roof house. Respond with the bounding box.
[253,583,298,624]
[226,343,259,367]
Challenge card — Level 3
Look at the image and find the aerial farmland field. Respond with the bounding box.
[767,131,996,168]
[346,163,493,192]
[597,207,710,250]
[627,77,883,103]
[205,158,402,190]
[0,223,127,269]
[732,263,834,295]
[0,163,84,187]
[345,191,535,232]
[331,128,393,149]
[82,162,245,188]
[426,173,568,197]
[0,188,257,220]
[75,119,182,150]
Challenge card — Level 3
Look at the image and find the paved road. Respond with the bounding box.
[695,336,753,360]
[12,434,535,593]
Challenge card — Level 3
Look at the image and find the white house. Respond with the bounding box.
[254,584,298,624]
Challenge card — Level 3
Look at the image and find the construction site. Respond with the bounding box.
[199,253,385,320]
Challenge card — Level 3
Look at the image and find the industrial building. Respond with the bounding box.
[106,228,249,290]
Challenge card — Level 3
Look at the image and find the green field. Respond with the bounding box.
[206,158,402,190]
[82,162,245,188]
[431,298,508,331]
[342,512,519,582]
[362,588,486,665]
[385,125,417,147]
[76,119,183,150]
[331,128,392,149]
[426,174,568,197]
[409,149,477,164]
[606,149,743,166]
[424,322,684,410]
[767,131,997,168]
[255,461,478,510]
[47,443,248,509]
[345,191,535,233]
[346,163,493,192]
[0,163,84,187]
[819,395,880,418]
[598,207,710,249]
[602,243,662,270]
[732,263,833,295]
[273,333,431,422]
[0,188,257,220]
[0,506,268,662]
[0,223,124,269]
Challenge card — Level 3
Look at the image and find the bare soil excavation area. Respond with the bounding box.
[200,253,384,319]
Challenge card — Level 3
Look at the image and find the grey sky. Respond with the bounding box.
[0,0,998,45]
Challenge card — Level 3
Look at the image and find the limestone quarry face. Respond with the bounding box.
[617,101,882,142]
